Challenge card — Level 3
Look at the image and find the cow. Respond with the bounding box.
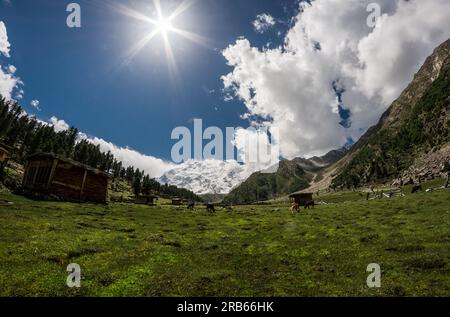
[187,202,195,210]
[290,203,300,214]
[206,204,216,213]
[304,200,315,209]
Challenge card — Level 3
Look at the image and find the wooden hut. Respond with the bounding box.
[289,191,313,207]
[0,142,12,163]
[135,195,158,206]
[172,198,182,206]
[23,153,110,203]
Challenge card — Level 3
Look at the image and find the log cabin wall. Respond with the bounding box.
[23,154,109,204]
[23,159,54,190]
[51,162,86,201]
[81,172,108,203]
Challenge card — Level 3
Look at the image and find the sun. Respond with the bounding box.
[155,17,174,35]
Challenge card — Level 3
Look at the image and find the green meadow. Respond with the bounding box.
[0,187,449,297]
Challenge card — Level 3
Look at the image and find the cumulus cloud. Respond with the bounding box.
[0,21,11,57]
[0,69,17,100]
[85,136,175,178]
[6,64,16,74]
[49,116,70,132]
[15,88,24,100]
[30,99,41,111]
[0,21,21,101]
[233,126,280,172]
[253,14,276,34]
[222,0,450,159]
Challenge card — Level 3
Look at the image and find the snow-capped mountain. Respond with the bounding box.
[159,160,254,195]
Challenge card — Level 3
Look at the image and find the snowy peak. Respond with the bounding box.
[159,160,252,195]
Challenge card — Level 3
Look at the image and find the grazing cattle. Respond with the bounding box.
[290,203,300,214]
[304,200,315,209]
[187,202,195,210]
[206,204,216,213]
[411,184,423,194]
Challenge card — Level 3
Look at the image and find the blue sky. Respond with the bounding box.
[1,0,299,161]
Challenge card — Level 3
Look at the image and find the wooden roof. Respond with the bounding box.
[26,153,111,178]
[137,194,158,199]
[289,191,313,198]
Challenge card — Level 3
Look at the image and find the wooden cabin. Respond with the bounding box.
[23,153,110,203]
[289,191,313,207]
[135,195,158,206]
[0,142,12,163]
[172,198,183,206]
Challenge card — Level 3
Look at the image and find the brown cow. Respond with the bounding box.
[206,204,216,213]
[304,200,315,209]
[187,202,195,210]
[290,203,300,214]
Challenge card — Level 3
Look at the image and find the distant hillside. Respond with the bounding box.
[332,38,450,189]
[223,148,347,205]
[293,147,349,173]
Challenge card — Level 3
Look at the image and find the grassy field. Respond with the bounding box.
[0,187,449,297]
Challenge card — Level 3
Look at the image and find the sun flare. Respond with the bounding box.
[155,17,174,35]
[114,0,209,69]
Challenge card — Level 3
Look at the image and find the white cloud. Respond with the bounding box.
[0,69,17,100]
[233,126,280,172]
[0,21,21,101]
[85,136,175,178]
[0,21,11,57]
[253,14,276,34]
[7,64,16,74]
[49,116,70,132]
[15,88,24,100]
[30,99,41,111]
[222,0,450,159]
